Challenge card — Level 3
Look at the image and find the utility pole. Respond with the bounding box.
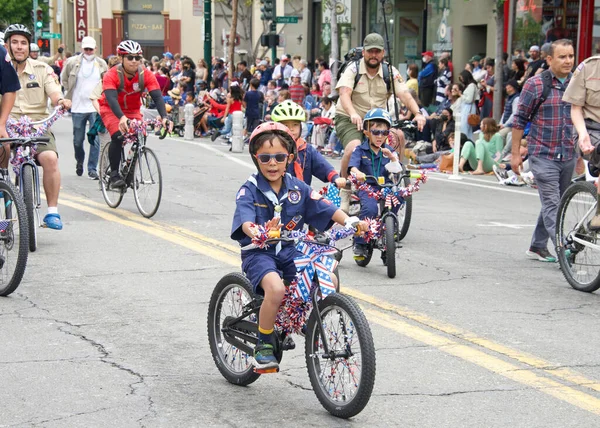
[204,0,212,84]
[33,0,39,44]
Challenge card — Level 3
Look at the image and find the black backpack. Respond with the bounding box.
[527,69,554,122]
[336,46,392,93]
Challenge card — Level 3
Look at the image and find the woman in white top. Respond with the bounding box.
[458,70,479,139]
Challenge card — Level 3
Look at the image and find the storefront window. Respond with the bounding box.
[593,0,600,54]
[512,0,580,56]
[427,0,453,58]
[320,0,352,61]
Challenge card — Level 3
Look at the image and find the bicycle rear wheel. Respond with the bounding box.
[207,272,260,386]
[556,181,600,292]
[133,147,162,218]
[397,166,412,241]
[21,165,37,252]
[99,143,124,209]
[0,181,29,296]
[305,293,376,419]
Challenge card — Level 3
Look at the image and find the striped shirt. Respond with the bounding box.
[513,70,574,161]
[289,84,305,106]
[435,68,452,104]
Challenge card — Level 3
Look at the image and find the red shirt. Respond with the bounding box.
[289,84,305,105]
[99,66,160,114]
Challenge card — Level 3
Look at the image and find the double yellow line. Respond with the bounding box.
[59,191,600,415]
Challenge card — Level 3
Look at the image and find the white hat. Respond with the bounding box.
[291,69,300,78]
[81,36,96,49]
[529,45,540,52]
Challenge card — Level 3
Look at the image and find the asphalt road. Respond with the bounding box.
[2,117,600,427]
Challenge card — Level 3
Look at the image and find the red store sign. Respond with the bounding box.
[75,0,88,42]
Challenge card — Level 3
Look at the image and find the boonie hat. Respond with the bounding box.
[363,33,385,50]
[168,88,182,99]
[81,36,96,49]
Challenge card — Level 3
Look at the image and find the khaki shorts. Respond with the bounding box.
[335,113,364,149]
[36,130,58,155]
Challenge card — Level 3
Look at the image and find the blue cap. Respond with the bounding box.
[163,52,173,59]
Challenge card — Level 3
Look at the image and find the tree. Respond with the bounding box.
[1,0,34,29]
[493,0,505,122]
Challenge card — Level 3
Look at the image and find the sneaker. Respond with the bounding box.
[493,164,508,182]
[589,214,600,230]
[220,139,231,146]
[76,162,83,177]
[521,171,536,187]
[253,343,279,370]
[526,247,556,262]
[110,171,125,188]
[88,170,99,180]
[211,131,220,142]
[500,172,525,186]
[43,213,63,230]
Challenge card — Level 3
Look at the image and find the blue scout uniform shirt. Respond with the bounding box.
[286,138,340,186]
[348,139,395,188]
[0,46,21,95]
[231,173,339,252]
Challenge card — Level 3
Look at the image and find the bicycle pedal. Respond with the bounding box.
[253,366,279,374]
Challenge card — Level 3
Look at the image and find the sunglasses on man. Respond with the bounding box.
[126,55,142,62]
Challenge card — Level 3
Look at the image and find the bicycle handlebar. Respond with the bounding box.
[353,172,422,188]
[30,106,64,126]
[0,137,50,147]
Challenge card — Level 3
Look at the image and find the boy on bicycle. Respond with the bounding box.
[231,122,367,372]
[271,100,346,190]
[348,108,401,259]
[98,40,169,188]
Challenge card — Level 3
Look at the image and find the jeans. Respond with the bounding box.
[218,115,233,137]
[528,156,576,250]
[72,112,100,173]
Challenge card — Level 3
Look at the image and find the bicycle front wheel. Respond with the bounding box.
[21,164,37,252]
[0,181,29,296]
[99,143,124,209]
[556,181,600,292]
[305,293,376,419]
[133,147,162,218]
[383,215,396,278]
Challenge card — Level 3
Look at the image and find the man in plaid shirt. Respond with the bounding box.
[512,39,576,263]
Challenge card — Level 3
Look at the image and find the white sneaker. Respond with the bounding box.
[500,172,525,186]
[493,165,508,182]
[521,171,536,187]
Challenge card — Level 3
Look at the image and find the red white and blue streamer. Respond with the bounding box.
[6,108,65,138]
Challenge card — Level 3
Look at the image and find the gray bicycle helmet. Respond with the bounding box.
[4,24,32,43]
[30,43,40,53]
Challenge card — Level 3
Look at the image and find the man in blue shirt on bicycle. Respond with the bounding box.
[348,108,400,259]
[0,44,20,139]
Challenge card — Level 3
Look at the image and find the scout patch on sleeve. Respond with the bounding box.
[576,62,585,72]
[236,188,246,200]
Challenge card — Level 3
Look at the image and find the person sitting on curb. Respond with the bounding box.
[459,117,503,174]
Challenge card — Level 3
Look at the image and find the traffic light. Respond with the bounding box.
[35,8,43,29]
[260,0,275,21]
[260,34,279,48]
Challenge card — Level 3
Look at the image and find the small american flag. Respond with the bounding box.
[0,219,12,232]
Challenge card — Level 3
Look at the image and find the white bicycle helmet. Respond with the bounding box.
[0,32,4,45]
[117,40,143,56]
[30,43,40,53]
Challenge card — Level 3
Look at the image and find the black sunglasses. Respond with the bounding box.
[126,55,142,61]
[256,153,288,164]
[370,129,390,136]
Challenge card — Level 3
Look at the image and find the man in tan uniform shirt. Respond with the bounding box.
[336,33,425,179]
[4,25,71,230]
[564,56,600,228]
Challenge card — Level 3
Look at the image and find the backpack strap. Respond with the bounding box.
[138,65,145,93]
[116,64,125,93]
[353,60,391,92]
[527,70,553,122]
